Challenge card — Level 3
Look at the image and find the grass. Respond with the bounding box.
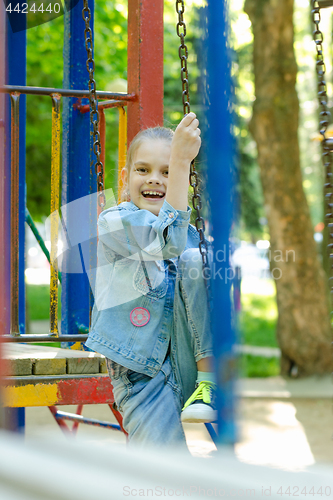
[26,283,280,377]
[238,293,278,347]
[26,284,61,347]
[239,355,280,378]
[26,284,61,321]
[238,291,280,377]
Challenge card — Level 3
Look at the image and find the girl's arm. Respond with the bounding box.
[166,112,201,211]
[98,202,191,261]
[99,113,201,261]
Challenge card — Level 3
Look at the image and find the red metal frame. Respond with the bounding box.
[48,403,127,437]
[127,0,164,144]
[49,404,83,436]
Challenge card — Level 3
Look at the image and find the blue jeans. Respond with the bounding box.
[106,248,212,447]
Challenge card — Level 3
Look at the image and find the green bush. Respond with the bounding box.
[238,293,278,347]
[236,290,280,376]
[239,354,280,378]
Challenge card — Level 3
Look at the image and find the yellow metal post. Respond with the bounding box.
[50,94,61,336]
[117,107,127,203]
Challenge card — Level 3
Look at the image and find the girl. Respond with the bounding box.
[86,113,216,447]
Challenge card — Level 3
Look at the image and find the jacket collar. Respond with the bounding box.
[118,201,139,212]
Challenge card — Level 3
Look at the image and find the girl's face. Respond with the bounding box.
[123,138,171,216]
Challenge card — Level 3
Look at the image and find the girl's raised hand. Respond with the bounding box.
[170,112,201,169]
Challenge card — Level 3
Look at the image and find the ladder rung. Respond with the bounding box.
[318,1,333,8]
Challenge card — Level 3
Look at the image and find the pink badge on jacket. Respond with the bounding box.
[130,307,150,327]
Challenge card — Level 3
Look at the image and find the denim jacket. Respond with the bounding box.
[85,199,200,377]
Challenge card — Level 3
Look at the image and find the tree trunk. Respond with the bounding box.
[244,0,332,375]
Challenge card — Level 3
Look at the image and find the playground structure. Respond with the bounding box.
[0,0,235,444]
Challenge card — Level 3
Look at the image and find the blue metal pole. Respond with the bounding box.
[5,13,26,432]
[61,0,96,339]
[6,9,26,336]
[206,0,236,445]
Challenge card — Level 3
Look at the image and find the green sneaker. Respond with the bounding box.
[181,381,217,423]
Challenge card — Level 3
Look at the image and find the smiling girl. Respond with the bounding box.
[86,113,216,447]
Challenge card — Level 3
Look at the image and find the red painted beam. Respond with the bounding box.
[127,0,164,144]
[56,376,114,405]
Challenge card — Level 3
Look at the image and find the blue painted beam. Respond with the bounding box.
[6,11,26,335]
[61,0,97,339]
[5,13,27,431]
[206,0,236,445]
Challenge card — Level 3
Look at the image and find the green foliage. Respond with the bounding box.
[236,77,264,238]
[33,342,61,347]
[164,3,210,225]
[27,16,64,88]
[240,355,280,377]
[25,0,197,219]
[237,0,327,239]
[94,2,127,88]
[94,1,128,196]
[25,0,325,240]
[237,292,280,377]
[26,284,61,320]
[163,1,201,124]
[26,1,128,219]
[293,1,325,229]
[26,16,64,218]
[230,6,266,240]
[239,293,278,347]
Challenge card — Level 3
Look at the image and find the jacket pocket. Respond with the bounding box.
[133,261,167,300]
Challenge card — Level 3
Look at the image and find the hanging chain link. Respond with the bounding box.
[311,1,333,308]
[82,0,105,208]
[176,0,211,296]
[176,0,190,114]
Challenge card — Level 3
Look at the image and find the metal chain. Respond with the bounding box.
[176,0,190,114]
[311,1,333,309]
[82,0,105,208]
[175,0,211,297]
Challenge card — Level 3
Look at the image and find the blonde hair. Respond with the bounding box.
[120,127,174,202]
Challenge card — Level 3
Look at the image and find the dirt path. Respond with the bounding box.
[24,398,332,469]
[235,399,332,470]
